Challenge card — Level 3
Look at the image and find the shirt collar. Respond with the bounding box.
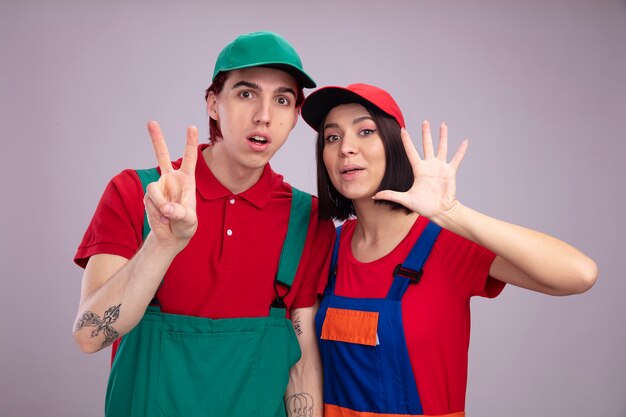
[195,144,276,209]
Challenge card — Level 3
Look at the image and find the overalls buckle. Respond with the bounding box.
[393,264,424,284]
[271,276,292,308]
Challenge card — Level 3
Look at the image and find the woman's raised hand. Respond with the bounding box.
[373,120,468,220]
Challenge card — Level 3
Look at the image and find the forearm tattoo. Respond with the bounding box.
[286,393,314,417]
[292,311,303,336]
[74,304,121,349]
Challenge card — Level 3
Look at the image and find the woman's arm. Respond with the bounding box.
[374,120,597,295]
[433,202,597,295]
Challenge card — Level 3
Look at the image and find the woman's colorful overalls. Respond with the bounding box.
[104,168,310,417]
[316,222,465,417]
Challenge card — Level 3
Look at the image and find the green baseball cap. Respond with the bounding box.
[212,31,316,88]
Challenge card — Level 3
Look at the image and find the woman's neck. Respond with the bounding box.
[351,199,418,263]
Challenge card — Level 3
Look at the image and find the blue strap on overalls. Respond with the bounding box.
[387,221,442,300]
[320,220,442,416]
[327,221,441,293]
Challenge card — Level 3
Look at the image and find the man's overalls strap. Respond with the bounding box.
[136,167,161,240]
[104,168,312,417]
[135,167,311,315]
[136,167,163,305]
[271,184,311,317]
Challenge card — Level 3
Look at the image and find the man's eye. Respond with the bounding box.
[276,96,290,105]
[239,90,253,99]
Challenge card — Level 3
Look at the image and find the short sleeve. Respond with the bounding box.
[288,197,336,309]
[435,229,505,299]
[74,169,145,268]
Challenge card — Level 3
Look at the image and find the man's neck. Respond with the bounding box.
[201,145,265,194]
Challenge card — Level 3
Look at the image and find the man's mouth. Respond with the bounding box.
[248,135,268,144]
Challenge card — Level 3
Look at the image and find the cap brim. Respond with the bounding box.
[261,63,316,89]
[215,62,316,89]
[301,86,379,130]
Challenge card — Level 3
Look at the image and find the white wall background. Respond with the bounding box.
[1,1,625,416]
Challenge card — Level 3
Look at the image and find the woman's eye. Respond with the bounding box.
[360,128,376,136]
[325,134,340,143]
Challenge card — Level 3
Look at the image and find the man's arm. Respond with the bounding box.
[285,303,323,417]
[73,236,183,352]
[72,122,198,353]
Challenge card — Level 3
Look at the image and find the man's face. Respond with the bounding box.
[206,66,299,172]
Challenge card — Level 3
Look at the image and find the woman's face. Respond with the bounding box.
[322,103,386,203]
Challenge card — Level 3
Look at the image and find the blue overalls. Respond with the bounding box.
[315,222,464,417]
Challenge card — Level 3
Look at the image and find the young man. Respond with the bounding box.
[73,31,334,417]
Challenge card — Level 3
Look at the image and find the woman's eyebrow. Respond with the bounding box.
[324,115,374,131]
[352,115,374,125]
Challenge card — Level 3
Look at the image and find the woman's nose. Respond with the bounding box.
[339,134,358,156]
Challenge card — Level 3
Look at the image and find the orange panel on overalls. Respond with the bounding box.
[316,222,463,417]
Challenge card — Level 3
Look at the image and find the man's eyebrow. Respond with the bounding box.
[232,81,259,90]
[276,86,297,97]
[231,81,296,98]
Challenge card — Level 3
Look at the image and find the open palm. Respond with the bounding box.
[374,121,467,219]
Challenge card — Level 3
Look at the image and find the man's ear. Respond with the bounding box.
[207,91,219,121]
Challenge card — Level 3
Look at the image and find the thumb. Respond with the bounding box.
[160,202,188,221]
[373,190,407,205]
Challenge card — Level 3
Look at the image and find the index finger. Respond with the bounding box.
[147,121,174,174]
[400,128,423,172]
[179,125,198,175]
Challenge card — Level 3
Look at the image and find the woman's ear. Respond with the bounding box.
[207,91,219,121]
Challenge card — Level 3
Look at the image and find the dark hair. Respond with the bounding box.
[316,104,413,221]
[204,69,305,143]
[204,72,228,142]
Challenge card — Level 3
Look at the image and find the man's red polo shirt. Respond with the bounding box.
[75,144,335,319]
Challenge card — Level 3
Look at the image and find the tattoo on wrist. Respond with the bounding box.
[292,312,303,336]
[74,304,121,349]
[286,392,314,417]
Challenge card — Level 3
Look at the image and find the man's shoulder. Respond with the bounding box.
[101,168,151,201]
[112,167,149,184]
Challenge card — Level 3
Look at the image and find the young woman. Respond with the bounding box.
[300,83,598,417]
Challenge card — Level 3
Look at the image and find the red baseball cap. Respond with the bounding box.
[301,83,405,130]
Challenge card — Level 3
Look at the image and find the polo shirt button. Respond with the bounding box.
[226,229,233,236]
[229,198,235,204]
